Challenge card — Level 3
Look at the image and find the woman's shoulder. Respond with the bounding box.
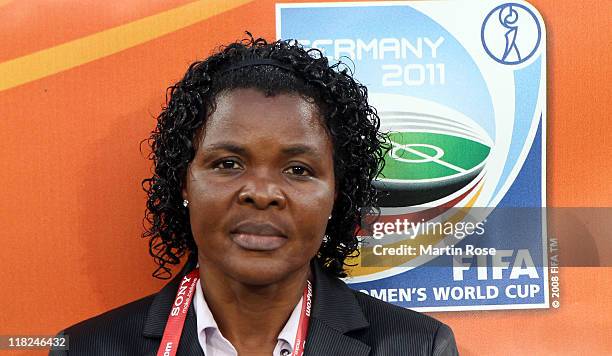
[350,289,457,355]
[66,293,155,331]
[51,293,158,355]
[351,289,444,332]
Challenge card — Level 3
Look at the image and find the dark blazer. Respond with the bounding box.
[51,257,458,356]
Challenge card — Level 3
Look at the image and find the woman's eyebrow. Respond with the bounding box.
[203,142,320,158]
[281,144,320,157]
[204,142,248,156]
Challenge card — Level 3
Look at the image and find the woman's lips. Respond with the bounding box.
[230,233,287,251]
[229,221,288,251]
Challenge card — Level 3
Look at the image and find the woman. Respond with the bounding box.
[53,35,457,356]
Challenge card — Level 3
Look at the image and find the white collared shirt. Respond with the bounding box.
[193,280,303,356]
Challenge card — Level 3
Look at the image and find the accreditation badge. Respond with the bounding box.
[278,1,548,311]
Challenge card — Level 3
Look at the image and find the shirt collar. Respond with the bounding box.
[193,278,303,352]
[277,294,303,349]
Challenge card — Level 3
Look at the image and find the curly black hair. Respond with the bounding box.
[142,33,388,279]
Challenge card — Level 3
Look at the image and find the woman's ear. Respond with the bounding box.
[181,169,189,201]
[334,180,339,203]
[182,187,188,201]
[331,188,338,217]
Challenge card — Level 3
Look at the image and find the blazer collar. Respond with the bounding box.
[142,255,198,338]
[309,260,369,333]
[305,260,371,356]
[142,257,371,355]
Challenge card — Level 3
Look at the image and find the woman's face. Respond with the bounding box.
[183,88,336,285]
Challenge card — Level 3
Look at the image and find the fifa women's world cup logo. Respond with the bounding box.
[278,0,548,310]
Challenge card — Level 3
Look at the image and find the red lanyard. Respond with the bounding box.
[157,268,313,356]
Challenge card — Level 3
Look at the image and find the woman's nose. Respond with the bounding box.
[237,175,287,210]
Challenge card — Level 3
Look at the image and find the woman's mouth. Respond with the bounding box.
[230,221,288,251]
[230,233,287,251]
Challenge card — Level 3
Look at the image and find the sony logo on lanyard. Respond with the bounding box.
[157,268,312,356]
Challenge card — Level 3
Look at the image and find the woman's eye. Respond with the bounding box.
[213,159,242,170]
[284,165,312,176]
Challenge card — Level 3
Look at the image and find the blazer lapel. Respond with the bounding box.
[142,255,204,356]
[305,261,371,356]
[305,319,371,356]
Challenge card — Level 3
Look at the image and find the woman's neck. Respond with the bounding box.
[197,259,311,354]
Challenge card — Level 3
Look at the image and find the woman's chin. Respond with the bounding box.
[225,259,305,286]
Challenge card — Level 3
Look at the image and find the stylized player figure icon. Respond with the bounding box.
[499,5,521,62]
[481,2,541,65]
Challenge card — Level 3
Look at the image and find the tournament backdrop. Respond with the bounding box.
[0,1,610,355]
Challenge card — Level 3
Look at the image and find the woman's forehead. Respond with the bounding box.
[214,88,320,117]
[197,88,332,151]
